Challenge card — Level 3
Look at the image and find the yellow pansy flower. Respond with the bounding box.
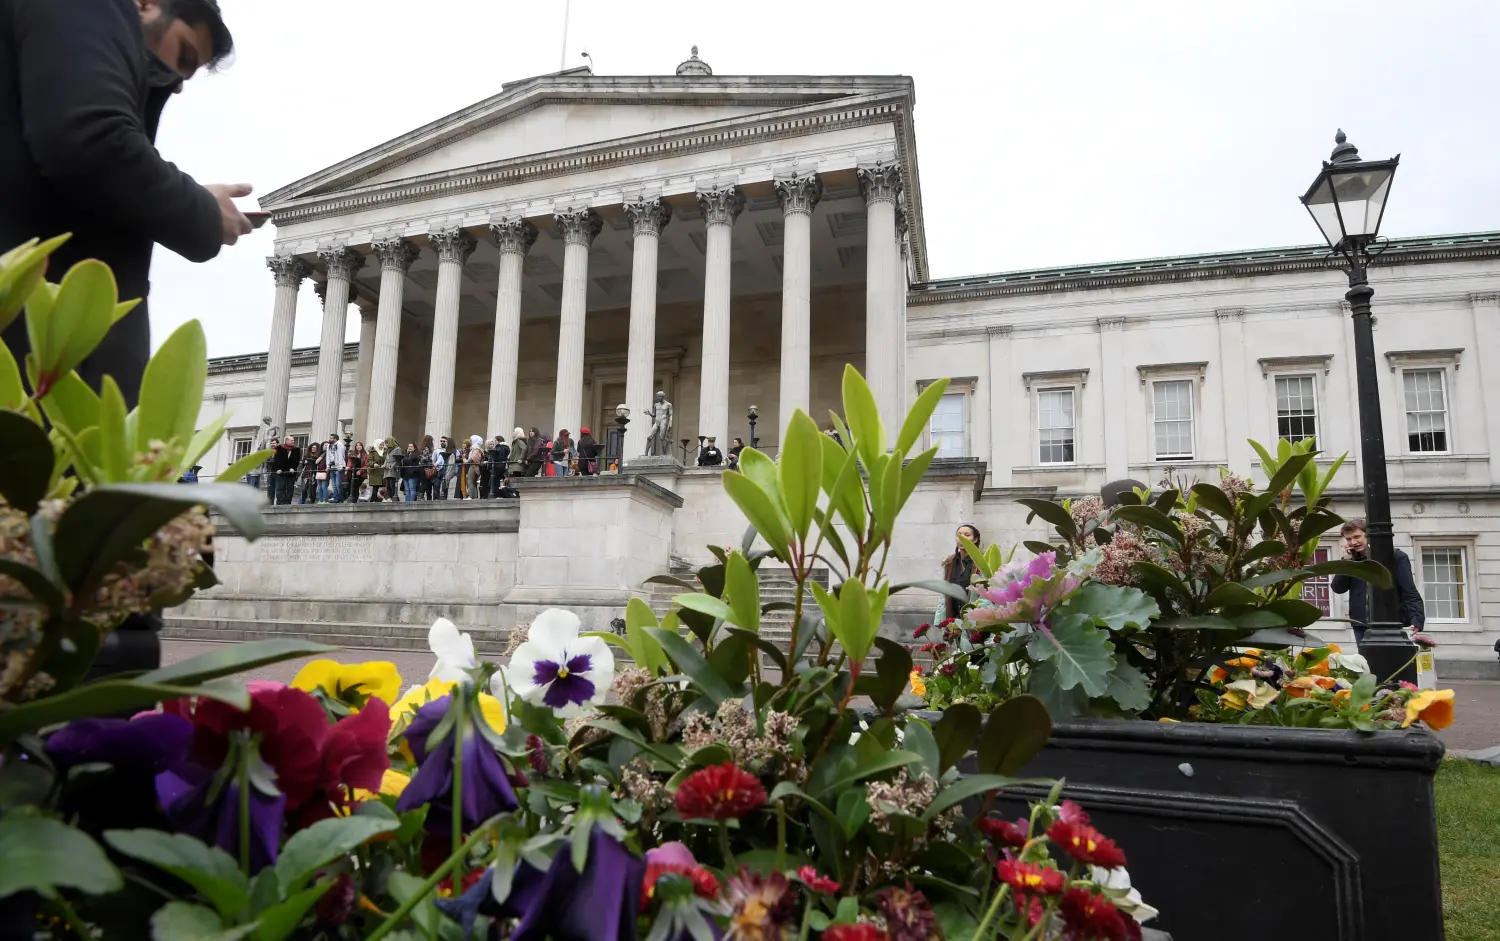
[292,659,402,708]
[908,669,927,698]
[353,768,412,803]
[1402,688,1455,730]
[391,679,507,734]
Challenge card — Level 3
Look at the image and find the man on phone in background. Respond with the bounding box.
[1,0,254,407]
[1330,519,1426,642]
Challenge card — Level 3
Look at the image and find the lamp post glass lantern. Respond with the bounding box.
[1298,129,1415,682]
[747,404,759,449]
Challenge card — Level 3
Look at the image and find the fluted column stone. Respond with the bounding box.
[353,297,378,442]
[895,206,910,416]
[696,184,743,444]
[261,255,307,442]
[624,198,672,458]
[552,208,602,436]
[486,217,537,440]
[310,246,363,441]
[858,163,903,428]
[366,237,419,444]
[424,227,476,439]
[775,175,821,439]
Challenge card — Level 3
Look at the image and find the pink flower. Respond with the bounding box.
[797,865,839,894]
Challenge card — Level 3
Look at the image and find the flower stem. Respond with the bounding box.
[451,694,466,878]
[237,741,251,875]
[717,821,737,873]
[776,802,787,872]
[366,827,491,941]
[797,898,816,941]
[970,883,1010,941]
[53,895,92,939]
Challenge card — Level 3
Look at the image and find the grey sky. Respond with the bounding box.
[146,0,1500,358]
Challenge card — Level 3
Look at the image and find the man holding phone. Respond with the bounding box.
[0,0,253,408]
[1330,519,1426,642]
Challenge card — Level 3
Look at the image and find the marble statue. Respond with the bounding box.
[645,391,673,456]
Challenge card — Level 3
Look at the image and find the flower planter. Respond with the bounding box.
[972,718,1445,941]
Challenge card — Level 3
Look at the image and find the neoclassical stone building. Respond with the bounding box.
[188,54,1500,672]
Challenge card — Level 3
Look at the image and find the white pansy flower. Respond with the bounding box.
[505,609,615,718]
[427,617,478,683]
[1088,865,1158,924]
[1329,651,1371,674]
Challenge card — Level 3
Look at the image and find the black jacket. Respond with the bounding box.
[1331,548,1426,629]
[0,0,222,406]
[268,445,301,475]
[698,446,723,467]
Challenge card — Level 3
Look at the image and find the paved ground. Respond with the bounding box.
[161,640,1500,753]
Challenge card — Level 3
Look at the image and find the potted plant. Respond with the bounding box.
[2,239,1165,941]
[905,442,1448,940]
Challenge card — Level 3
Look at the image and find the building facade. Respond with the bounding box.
[190,54,1500,669]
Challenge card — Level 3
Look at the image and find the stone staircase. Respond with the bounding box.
[162,598,513,655]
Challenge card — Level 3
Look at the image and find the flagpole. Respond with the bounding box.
[560,0,571,71]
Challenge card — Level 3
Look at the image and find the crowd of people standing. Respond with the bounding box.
[264,432,523,505]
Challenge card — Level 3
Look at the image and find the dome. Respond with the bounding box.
[675,46,712,76]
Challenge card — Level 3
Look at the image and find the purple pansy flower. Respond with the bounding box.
[436,858,548,939]
[46,714,194,773]
[504,609,615,718]
[156,762,286,873]
[396,695,519,834]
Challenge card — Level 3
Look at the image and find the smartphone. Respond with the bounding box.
[245,211,271,229]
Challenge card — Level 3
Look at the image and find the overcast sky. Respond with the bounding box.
[147,0,1500,358]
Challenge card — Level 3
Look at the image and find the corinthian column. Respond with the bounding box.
[353,296,378,441]
[696,184,743,444]
[366,236,419,444]
[775,174,821,438]
[552,208,602,436]
[858,162,903,428]
[261,254,307,441]
[310,246,363,441]
[424,227,477,439]
[624,197,672,457]
[486,217,537,440]
[895,206,910,416]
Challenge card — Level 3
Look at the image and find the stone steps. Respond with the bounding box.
[161,617,512,655]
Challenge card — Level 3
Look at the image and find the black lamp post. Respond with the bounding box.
[1299,129,1416,683]
[747,404,760,449]
[612,404,630,472]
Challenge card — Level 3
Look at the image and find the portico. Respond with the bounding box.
[256,59,922,459]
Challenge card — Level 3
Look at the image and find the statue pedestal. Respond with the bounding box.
[623,455,684,494]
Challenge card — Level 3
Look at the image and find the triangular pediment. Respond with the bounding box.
[263,73,910,206]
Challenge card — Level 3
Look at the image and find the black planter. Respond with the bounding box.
[973,718,1445,941]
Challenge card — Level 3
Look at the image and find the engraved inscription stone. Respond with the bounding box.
[273,536,374,563]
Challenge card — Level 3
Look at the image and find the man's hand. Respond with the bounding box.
[206,183,255,245]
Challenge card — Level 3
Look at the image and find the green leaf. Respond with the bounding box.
[779,410,823,540]
[1103,663,1152,713]
[103,829,247,919]
[37,368,101,458]
[673,592,735,625]
[0,410,53,512]
[1241,627,1325,648]
[1016,498,1078,542]
[1189,483,1237,519]
[139,639,339,687]
[1204,583,1263,608]
[898,446,938,515]
[0,678,248,743]
[816,749,922,798]
[215,448,276,488]
[151,901,259,941]
[644,627,736,706]
[1264,450,1316,497]
[1239,540,1289,565]
[921,774,1012,823]
[182,413,232,473]
[723,551,760,633]
[1265,598,1326,628]
[254,880,334,941]
[895,377,949,457]
[722,469,791,557]
[54,482,265,591]
[1152,615,1239,630]
[0,341,24,409]
[623,598,669,676]
[0,234,69,334]
[724,627,788,675]
[821,433,866,536]
[1028,660,1090,718]
[96,375,130,482]
[836,787,871,839]
[902,718,941,779]
[274,814,398,892]
[0,814,122,898]
[1110,505,1183,544]
[42,260,120,384]
[976,695,1052,776]
[1063,583,1159,631]
[1028,613,1115,697]
[1305,558,1392,589]
[1239,569,1306,590]
[931,703,981,774]
[137,320,208,453]
[767,781,839,826]
[1249,438,1278,477]
[869,636,914,713]
[841,363,885,468]
[891,579,969,603]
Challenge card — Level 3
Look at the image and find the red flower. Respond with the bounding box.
[675,763,766,820]
[1047,819,1127,870]
[938,663,957,677]
[169,682,331,809]
[977,816,1029,849]
[913,623,932,638]
[321,697,391,799]
[1015,893,1045,929]
[938,618,956,628]
[641,863,720,909]
[1057,799,1090,825]
[917,643,936,653]
[969,630,986,645]
[875,883,938,941]
[823,927,890,941]
[437,867,486,898]
[996,860,1065,897]
[526,733,548,774]
[1059,887,1137,941]
[797,866,839,894]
